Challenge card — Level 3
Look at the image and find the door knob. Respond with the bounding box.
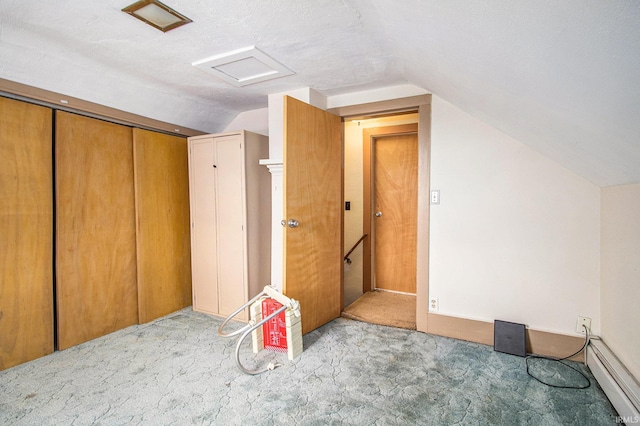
[375,211,383,217]
[281,219,300,228]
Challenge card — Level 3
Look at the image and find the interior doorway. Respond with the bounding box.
[342,112,419,329]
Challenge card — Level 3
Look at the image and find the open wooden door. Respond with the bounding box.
[283,96,342,335]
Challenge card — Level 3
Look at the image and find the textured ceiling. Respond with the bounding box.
[1,0,639,186]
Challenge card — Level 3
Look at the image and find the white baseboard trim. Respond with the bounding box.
[587,340,640,422]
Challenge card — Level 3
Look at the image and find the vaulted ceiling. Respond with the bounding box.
[1,1,639,186]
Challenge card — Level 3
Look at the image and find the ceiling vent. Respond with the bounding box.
[192,46,294,87]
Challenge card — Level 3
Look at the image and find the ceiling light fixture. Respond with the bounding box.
[122,0,192,32]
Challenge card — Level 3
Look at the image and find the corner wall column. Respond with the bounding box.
[260,160,283,291]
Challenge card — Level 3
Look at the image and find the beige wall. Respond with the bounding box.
[223,108,269,136]
[429,96,601,335]
[601,183,640,380]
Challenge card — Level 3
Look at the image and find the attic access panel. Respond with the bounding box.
[192,46,294,87]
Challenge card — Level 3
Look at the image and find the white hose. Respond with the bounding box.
[233,303,288,375]
[217,291,269,338]
[217,286,300,375]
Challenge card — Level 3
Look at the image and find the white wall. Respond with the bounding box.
[428,96,601,336]
[343,120,365,306]
[223,108,269,136]
[264,88,603,339]
[601,184,640,380]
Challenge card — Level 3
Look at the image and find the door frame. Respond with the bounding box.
[362,124,419,294]
[330,95,431,332]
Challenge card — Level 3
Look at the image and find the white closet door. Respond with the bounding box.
[215,136,247,317]
[190,139,218,314]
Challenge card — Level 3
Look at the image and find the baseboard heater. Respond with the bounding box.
[587,339,640,421]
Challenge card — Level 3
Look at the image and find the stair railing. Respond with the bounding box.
[344,234,368,265]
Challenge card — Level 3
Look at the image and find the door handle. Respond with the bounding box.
[375,211,383,217]
[281,219,300,228]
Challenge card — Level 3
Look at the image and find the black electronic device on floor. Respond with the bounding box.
[494,320,526,357]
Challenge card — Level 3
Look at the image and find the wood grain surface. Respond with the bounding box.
[55,111,138,350]
[134,128,192,323]
[0,97,54,369]
[374,133,418,293]
[283,96,343,334]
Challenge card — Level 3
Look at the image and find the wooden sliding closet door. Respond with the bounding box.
[56,112,138,350]
[0,97,54,370]
[133,129,191,323]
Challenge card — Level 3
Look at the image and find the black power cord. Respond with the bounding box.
[525,325,591,389]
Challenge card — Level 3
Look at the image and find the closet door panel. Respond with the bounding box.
[134,129,191,323]
[0,97,54,369]
[189,138,218,314]
[215,136,246,317]
[56,112,138,350]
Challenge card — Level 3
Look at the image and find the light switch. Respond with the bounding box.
[431,190,440,205]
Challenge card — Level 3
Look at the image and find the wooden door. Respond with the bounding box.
[134,128,192,323]
[373,131,418,293]
[189,137,219,315]
[0,97,54,370]
[283,96,343,334]
[56,112,138,350]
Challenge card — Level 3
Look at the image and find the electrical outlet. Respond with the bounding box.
[429,297,439,312]
[576,316,591,333]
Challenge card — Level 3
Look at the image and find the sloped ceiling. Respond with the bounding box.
[1,0,638,186]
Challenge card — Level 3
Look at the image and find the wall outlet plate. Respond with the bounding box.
[576,316,592,333]
[429,296,439,312]
[430,190,440,205]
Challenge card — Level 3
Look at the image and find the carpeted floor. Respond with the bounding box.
[0,308,619,425]
[342,290,416,330]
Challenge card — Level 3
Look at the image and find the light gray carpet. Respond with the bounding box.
[0,308,619,425]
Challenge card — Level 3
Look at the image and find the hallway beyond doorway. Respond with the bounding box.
[343,112,420,308]
[342,290,416,330]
